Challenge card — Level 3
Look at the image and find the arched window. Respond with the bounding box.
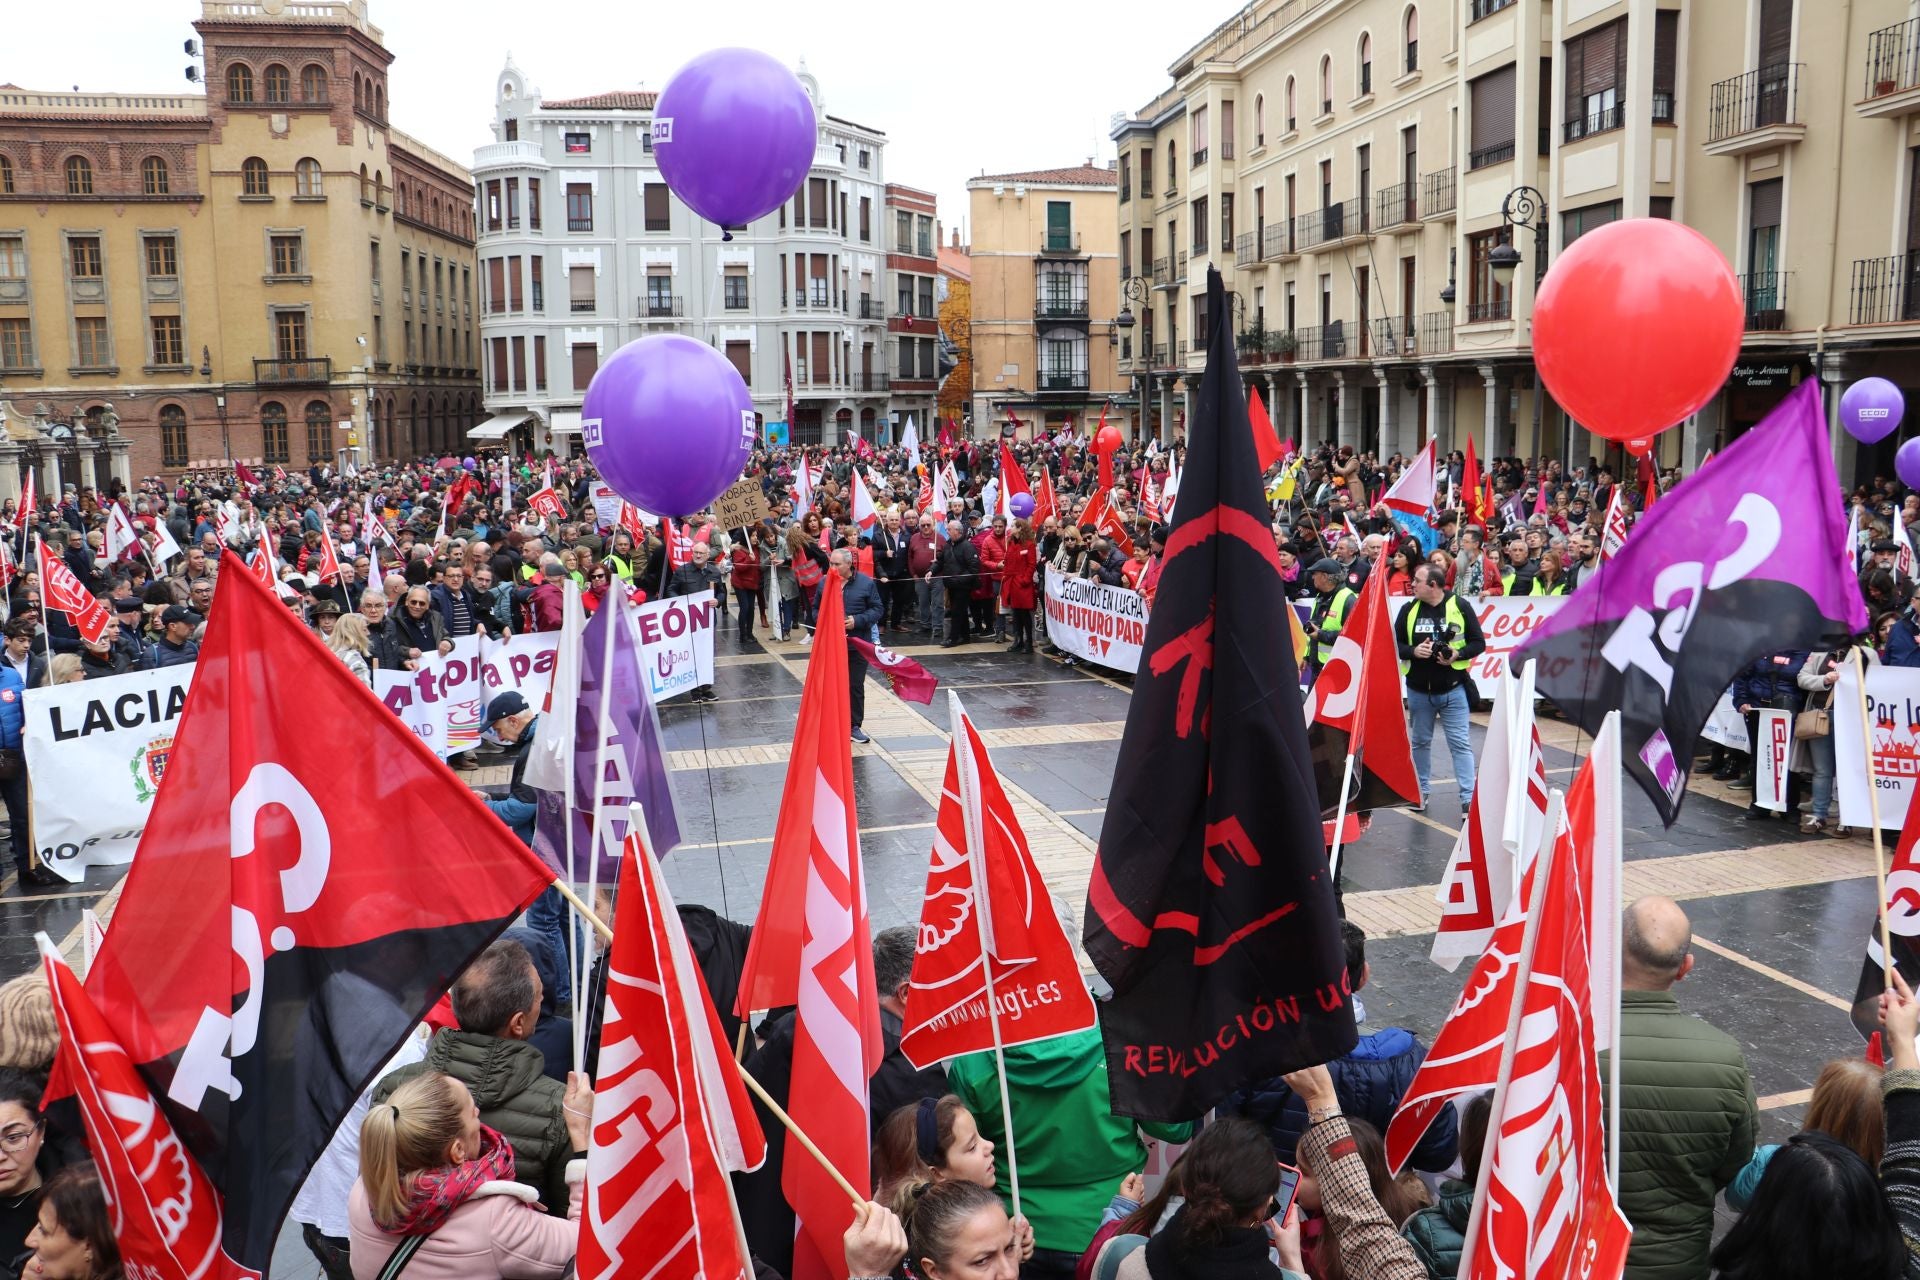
[374,85,385,118]
[159,404,189,469]
[260,402,289,464]
[408,397,418,454]
[301,63,328,102]
[65,155,92,196]
[1359,34,1373,95]
[295,158,322,198]
[369,400,381,459]
[142,156,169,196]
[354,74,364,112]
[431,196,441,228]
[374,170,386,209]
[264,64,290,104]
[1320,56,1333,115]
[1166,140,1177,184]
[241,157,270,197]
[0,155,11,196]
[227,63,254,103]
[1404,5,1420,73]
[1254,95,1265,147]
[395,184,407,217]
[305,401,330,463]
[1285,76,1297,132]
[359,163,371,202]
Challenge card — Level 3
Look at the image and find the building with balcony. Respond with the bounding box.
[1111,0,1920,481]
[966,164,1123,438]
[0,0,479,481]
[474,57,927,452]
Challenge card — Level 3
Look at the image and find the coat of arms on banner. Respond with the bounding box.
[129,734,171,804]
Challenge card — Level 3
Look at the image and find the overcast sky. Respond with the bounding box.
[10,1,1201,239]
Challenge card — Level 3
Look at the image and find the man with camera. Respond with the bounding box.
[1396,564,1486,812]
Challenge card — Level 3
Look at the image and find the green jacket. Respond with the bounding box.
[946,1027,1195,1254]
[373,1030,572,1217]
[1401,1177,1471,1278]
[1598,989,1757,1280]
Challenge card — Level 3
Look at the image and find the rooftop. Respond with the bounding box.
[539,90,658,111]
[969,164,1117,187]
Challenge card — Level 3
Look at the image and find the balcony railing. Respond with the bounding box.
[1708,63,1803,142]
[1866,19,1920,98]
[1039,371,1090,392]
[1423,167,1456,217]
[1295,197,1369,251]
[1152,256,1170,287]
[254,356,331,385]
[1739,271,1791,331]
[1375,181,1418,229]
[1262,221,1294,259]
[1849,255,1920,325]
[1152,343,1169,366]
[859,298,885,320]
[1564,99,1626,141]
[860,372,889,393]
[1175,251,1189,282]
[1468,141,1515,170]
[1464,298,1512,323]
[1419,311,1454,355]
[642,295,684,318]
[1292,322,1350,361]
[1469,0,1515,19]
[1371,316,1417,358]
[1235,230,1258,266]
[1040,230,1083,254]
[1035,298,1090,320]
[1120,182,1131,202]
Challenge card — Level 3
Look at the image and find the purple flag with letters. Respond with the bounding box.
[1518,380,1866,825]
[532,588,682,880]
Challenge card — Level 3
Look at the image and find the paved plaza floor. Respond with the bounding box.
[0,623,1874,1276]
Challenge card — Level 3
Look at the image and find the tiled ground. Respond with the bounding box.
[3,615,1880,1277]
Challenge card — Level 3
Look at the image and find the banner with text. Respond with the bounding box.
[1837,662,1920,831]
[24,665,194,883]
[1043,567,1148,672]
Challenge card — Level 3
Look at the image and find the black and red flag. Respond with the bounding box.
[83,552,556,1272]
[1083,267,1356,1121]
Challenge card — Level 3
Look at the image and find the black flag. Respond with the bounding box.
[1083,267,1356,1121]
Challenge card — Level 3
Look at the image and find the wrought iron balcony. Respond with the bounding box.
[1034,298,1090,321]
[1039,230,1083,255]
[1739,271,1791,331]
[859,298,885,320]
[1174,251,1188,283]
[1706,63,1805,152]
[254,356,331,385]
[1294,197,1369,251]
[1849,256,1920,325]
[1235,231,1258,266]
[1464,298,1512,323]
[1419,311,1454,356]
[1292,322,1350,362]
[1863,20,1920,116]
[1423,168,1456,218]
[1467,141,1515,171]
[1371,316,1417,358]
[1564,100,1626,141]
[1039,371,1090,392]
[1152,257,1170,287]
[1262,221,1295,259]
[1375,181,1418,229]
[642,295,684,318]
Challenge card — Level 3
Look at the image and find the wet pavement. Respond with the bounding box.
[4,619,1874,1273]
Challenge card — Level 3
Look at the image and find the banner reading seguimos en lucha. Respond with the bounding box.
[1043,567,1148,671]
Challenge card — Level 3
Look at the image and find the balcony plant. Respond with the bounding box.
[1272,331,1297,363]
[1239,320,1267,365]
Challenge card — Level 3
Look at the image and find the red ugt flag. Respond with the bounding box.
[83,552,556,1272]
[848,635,938,705]
[900,693,1097,1067]
[42,946,257,1280]
[579,828,766,1280]
[1303,546,1420,820]
[1031,464,1060,527]
[36,535,110,643]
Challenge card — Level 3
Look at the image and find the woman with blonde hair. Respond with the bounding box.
[328,613,374,686]
[1727,1057,1884,1210]
[47,654,84,685]
[348,1070,592,1279]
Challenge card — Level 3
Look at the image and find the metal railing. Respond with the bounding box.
[1152,343,1169,366]
[1175,251,1188,282]
[1739,271,1791,331]
[1375,181,1418,228]
[1419,311,1454,355]
[1371,316,1416,358]
[1295,197,1369,251]
[1120,182,1131,202]
[1235,231,1258,266]
[1034,298,1090,320]
[1469,0,1514,19]
[1292,322,1350,361]
[642,295,683,318]
[1867,18,1920,98]
[1464,298,1512,323]
[1192,148,1208,168]
[1564,100,1626,141]
[1152,256,1170,287]
[1849,256,1920,325]
[1468,141,1515,170]
[1262,221,1294,258]
[1423,167,1456,217]
[1708,63,1803,142]
[859,298,884,319]
[860,372,889,393]
[254,357,331,385]
[1040,230,1082,253]
[1039,371,1090,391]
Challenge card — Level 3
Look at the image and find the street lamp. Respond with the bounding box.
[1489,185,1549,288]
[201,343,230,465]
[1112,275,1153,440]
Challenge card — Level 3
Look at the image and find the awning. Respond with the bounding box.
[467,412,533,441]
[548,410,583,435]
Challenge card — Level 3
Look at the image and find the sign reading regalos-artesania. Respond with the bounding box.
[1043,567,1148,672]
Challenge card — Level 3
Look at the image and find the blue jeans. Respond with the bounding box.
[1808,731,1836,821]
[915,575,943,634]
[1408,684,1476,806]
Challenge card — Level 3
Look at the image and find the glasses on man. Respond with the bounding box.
[407,597,430,609]
[0,1121,43,1154]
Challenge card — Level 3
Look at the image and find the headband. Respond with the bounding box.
[914,1097,941,1167]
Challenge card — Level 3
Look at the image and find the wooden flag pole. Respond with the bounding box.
[1325,752,1359,882]
[1853,648,1895,987]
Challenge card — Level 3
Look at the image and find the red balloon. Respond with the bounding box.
[1532,218,1742,444]
[1095,425,1123,454]
[1624,436,1653,456]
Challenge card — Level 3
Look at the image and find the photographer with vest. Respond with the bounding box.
[1307,557,1357,680]
[1396,563,1486,813]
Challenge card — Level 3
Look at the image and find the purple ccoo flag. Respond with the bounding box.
[533,587,682,878]
[1517,380,1867,825]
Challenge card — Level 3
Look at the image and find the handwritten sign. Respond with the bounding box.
[712,476,768,532]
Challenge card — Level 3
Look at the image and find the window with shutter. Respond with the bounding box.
[1046,201,1072,252]
[1758,0,1793,71]
[1747,178,1783,278]
[571,343,598,388]
[533,336,547,390]
[1652,11,1678,123]
[491,337,509,391]
[507,258,523,312]
[487,259,505,314]
[726,341,752,385]
[1564,19,1626,139]
[1469,65,1517,167]
[810,179,829,228]
[1222,100,1235,160]
[569,265,595,313]
[644,183,670,232]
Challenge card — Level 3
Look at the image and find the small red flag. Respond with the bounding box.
[1305,547,1421,814]
[313,522,342,584]
[848,635,938,704]
[1644,473,1659,511]
[1249,386,1284,471]
[233,460,259,486]
[1031,465,1060,527]
[36,536,109,643]
[527,485,567,521]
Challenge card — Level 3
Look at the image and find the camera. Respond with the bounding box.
[1431,623,1460,663]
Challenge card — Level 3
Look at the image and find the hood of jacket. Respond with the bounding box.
[996,1025,1105,1089]
[423,1029,548,1111]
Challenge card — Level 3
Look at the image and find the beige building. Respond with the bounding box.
[0,0,478,484]
[1115,0,1920,482]
[967,164,1125,437]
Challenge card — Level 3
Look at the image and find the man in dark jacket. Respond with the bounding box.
[1731,649,1808,822]
[1089,535,1128,586]
[1223,919,1458,1173]
[374,939,572,1216]
[734,926,946,1278]
[670,543,728,702]
[831,547,884,744]
[871,509,913,631]
[145,605,201,668]
[1600,897,1755,1280]
[938,529,981,647]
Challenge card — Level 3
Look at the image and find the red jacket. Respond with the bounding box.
[1001,540,1038,609]
[972,531,1006,600]
[729,544,762,591]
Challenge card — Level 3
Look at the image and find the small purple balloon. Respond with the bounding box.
[1843,377,1905,444]
[653,48,818,228]
[582,335,753,516]
[1899,438,1920,491]
[1010,492,1035,519]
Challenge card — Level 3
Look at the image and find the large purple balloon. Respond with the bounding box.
[653,49,817,228]
[1009,492,1035,519]
[1843,377,1906,444]
[1899,438,1920,491]
[582,334,752,515]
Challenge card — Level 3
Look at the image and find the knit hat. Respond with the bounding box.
[0,970,57,1070]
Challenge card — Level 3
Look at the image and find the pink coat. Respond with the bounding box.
[347,1161,584,1280]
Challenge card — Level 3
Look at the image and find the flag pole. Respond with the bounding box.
[581,582,622,1008]
[1325,752,1359,882]
[1854,647,1895,987]
[948,692,1023,1220]
[733,1063,866,1209]
[1456,789,1563,1280]
[1605,711,1624,1194]
[557,586,585,1076]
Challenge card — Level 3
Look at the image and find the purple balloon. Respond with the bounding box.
[653,49,818,228]
[1843,377,1905,444]
[1010,492,1035,519]
[582,335,752,516]
[1899,438,1920,491]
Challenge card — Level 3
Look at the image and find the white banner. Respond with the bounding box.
[1460,596,1566,688]
[376,591,717,756]
[590,483,623,531]
[1755,707,1792,812]
[1042,567,1148,672]
[1700,691,1751,752]
[24,665,194,882]
[1837,662,1920,831]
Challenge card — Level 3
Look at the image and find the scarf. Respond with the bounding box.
[1141,1207,1282,1280]
[380,1125,516,1237]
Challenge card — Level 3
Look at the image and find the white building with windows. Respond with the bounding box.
[471,56,933,453]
